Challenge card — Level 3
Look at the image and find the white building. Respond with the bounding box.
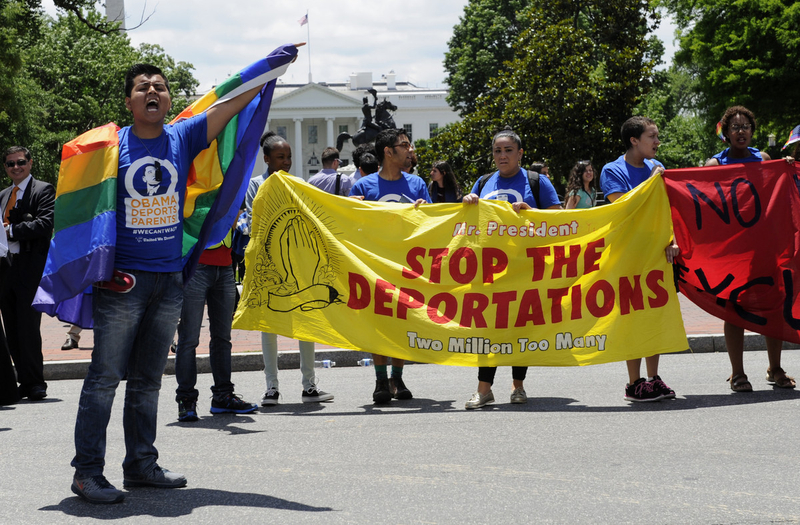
[257,72,461,180]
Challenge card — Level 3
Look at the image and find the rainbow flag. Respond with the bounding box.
[715,120,726,142]
[33,44,298,327]
[783,124,800,150]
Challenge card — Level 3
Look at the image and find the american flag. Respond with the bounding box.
[298,13,308,26]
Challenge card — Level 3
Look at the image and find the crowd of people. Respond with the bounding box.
[1,54,798,506]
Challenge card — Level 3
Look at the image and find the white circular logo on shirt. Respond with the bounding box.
[483,189,522,202]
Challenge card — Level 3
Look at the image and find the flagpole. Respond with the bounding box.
[306,10,312,83]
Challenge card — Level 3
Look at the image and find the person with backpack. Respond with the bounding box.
[461,127,562,409]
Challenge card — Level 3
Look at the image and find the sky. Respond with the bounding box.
[42,1,678,93]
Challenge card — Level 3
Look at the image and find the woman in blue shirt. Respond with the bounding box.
[705,106,795,392]
[462,127,561,409]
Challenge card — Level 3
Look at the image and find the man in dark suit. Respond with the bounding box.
[1,146,55,401]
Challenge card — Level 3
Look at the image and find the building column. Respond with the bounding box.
[293,117,304,180]
[326,117,335,149]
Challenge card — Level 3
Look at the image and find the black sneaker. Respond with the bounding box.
[389,377,413,400]
[123,464,186,489]
[650,375,676,399]
[210,393,257,414]
[72,474,125,504]
[261,388,279,406]
[301,386,334,403]
[373,379,392,404]
[624,378,664,402]
[177,399,198,422]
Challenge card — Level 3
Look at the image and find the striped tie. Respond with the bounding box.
[3,186,19,227]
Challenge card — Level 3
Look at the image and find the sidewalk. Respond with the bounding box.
[39,294,795,380]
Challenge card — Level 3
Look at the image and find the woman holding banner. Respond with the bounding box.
[461,127,562,409]
[705,105,796,391]
[245,131,335,405]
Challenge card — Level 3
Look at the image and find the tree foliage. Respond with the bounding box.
[1,2,198,186]
[633,66,718,168]
[443,0,532,117]
[421,0,661,193]
[662,0,800,145]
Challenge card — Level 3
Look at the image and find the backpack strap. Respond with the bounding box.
[526,169,541,207]
[476,173,493,196]
[335,172,342,196]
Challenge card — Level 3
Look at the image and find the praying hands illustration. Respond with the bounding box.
[279,215,320,293]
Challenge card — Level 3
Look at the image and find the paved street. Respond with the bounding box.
[2,350,799,524]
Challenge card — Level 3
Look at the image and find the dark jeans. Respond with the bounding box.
[175,264,235,403]
[478,366,528,385]
[72,270,183,478]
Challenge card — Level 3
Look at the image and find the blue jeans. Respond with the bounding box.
[72,270,183,478]
[175,263,235,402]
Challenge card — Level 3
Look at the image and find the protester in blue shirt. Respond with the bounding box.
[70,52,299,504]
[705,105,795,392]
[462,127,561,410]
[350,128,430,404]
[600,116,680,403]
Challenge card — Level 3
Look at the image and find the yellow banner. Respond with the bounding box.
[233,172,688,366]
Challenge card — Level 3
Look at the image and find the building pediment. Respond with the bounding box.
[272,83,361,110]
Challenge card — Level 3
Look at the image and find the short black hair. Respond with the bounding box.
[352,143,376,169]
[621,116,656,149]
[3,146,31,162]
[375,128,407,164]
[261,130,289,156]
[359,153,379,175]
[125,64,170,98]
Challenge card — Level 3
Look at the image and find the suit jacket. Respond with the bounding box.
[0,176,55,302]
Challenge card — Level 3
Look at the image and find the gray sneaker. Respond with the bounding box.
[510,387,528,404]
[465,390,494,409]
[123,465,186,489]
[71,475,125,504]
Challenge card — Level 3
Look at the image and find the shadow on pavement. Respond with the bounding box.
[165,414,264,435]
[41,487,335,518]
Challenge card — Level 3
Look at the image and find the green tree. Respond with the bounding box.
[634,66,718,168]
[443,0,532,117]
[0,0,42,148]
[662,0,800,138]
[2,5,199,186]
[17,9,140,183]
[422,0,661,194]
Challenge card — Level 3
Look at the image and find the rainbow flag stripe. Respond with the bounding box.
[33,44,298,327]
[715,120,725,142]
[783,124,800,150]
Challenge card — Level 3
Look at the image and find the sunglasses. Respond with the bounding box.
[5,159,28,168]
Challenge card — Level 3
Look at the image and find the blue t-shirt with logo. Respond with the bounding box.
[349,172,432,203]
[115,113,208,272]
[470,168,560,209]
[600,154,664,196]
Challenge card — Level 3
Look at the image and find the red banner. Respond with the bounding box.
[664,160,800,343]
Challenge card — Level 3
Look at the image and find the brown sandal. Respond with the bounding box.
[766,367,796,389]
[728,373,752,392]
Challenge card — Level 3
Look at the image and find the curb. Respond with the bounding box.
[42,334,799,381]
